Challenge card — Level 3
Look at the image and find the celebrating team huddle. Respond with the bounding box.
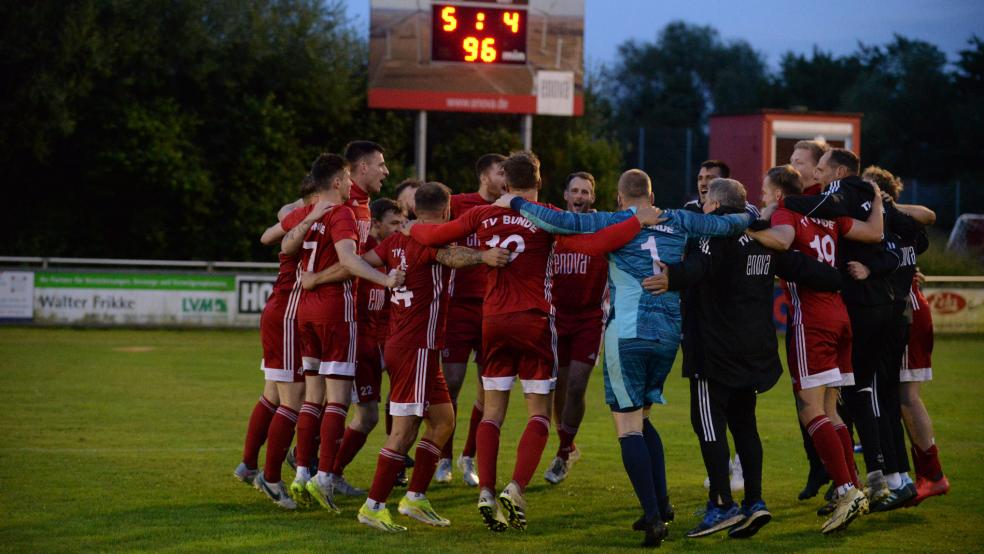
[233,139,948,547]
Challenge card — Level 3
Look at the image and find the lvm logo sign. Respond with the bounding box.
[182,297,228,313]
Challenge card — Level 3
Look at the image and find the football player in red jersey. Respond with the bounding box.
[900,270,949,502]
[280,153,404,512]
[312,141,392,498]
[234,175,321,509]
[748,164,883,533]
[355,182,510,531]
[542,171,608,485]
[409,151,662,532]
[437,153,507,486]
[395,179,422,220]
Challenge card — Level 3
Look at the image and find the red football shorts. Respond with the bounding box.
[482,310,557,394]
[354,331,384,403]
[260,293,303,383]
[902,301,934,382]
[787,316,853,391]
[384,345,451,417]
[298,319,357,379]
[555,310,603,368]
[442,298,484,367]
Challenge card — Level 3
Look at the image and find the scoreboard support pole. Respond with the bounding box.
[521,114,533,151]
[415,110,428,180]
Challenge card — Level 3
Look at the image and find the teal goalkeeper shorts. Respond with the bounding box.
[603,326,679,412]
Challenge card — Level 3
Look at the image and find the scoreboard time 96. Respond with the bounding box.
[431,1,528,64]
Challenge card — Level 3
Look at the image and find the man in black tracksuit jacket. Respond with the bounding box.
[841,174,931,508]
[656,178,843,539]
[779,151,903,502]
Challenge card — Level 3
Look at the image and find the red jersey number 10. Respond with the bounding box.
[486,234,525,262]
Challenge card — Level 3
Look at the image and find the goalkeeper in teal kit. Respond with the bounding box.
[494,169,752,547]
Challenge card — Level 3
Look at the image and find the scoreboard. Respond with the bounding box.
[368,0,584,116]
[431,4,528,64]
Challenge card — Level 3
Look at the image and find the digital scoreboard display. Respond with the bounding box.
[431,3,528,64]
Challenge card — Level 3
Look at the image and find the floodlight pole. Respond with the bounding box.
[521,114,533,151]
[415,110,427,180]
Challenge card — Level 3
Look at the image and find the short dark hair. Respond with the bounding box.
[415,182,451,214]
[394,178,423,200]
[766,165,802,196]
[475,153,507,181]
[565,171,596,190]
[370,197,404,221]
[344,140,385,164]
[502,151,541,191]
[298,174,316,198]
[793,140,829,164]
[700,159,730,178]
[707,178,746,209]
[827,148,860,176]
[310,153,349,192]
[618,169,651,199]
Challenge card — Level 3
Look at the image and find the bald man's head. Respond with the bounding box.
[618,169,652,200]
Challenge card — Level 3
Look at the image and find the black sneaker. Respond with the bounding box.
[798,468,830,501]
[817,499,837,516]
[633,500,675,531]
[641,516,669,547]
[871,483,917,512]
[394,467,408,488]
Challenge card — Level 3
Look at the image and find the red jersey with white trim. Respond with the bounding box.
[551,246,608,318]
[772,207,854,325]
[374,233,450,349]
[296,205,359,323]
[360,235,390,339]
[412,204,557,318]
[449,192,491,299]
[272,205,313,296]
[348,182,372,251]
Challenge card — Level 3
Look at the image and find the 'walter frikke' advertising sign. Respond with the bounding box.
[32,271,272,327]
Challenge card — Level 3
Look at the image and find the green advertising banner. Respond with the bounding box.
[35,271,235,291]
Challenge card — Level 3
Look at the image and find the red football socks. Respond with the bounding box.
[318,402,348,474]
[440,402,457,460]
[295,402,323,471]
[833,423,861,487]
[242,396,277,469]
[332,427,369,476]
[807,415,852,488]
[914,443,944,481]
[263,406,298,483]
[409,439,442,495]
[476,419,501,491]
[512,415,550,491]
[367,448,407,506]
[461,403,483,458]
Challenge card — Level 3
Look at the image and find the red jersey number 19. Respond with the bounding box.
[809,234,836,266]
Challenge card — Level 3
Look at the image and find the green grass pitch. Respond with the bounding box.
[0,327,982,552]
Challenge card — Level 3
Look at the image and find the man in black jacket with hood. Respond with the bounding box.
[647,178,843,539]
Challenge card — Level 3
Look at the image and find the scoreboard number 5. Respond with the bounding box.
[441,6,457,31]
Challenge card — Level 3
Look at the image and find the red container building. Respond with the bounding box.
[709,110,862,202]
